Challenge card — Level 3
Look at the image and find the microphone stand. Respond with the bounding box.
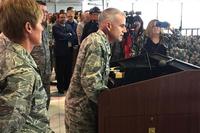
[142,48,152,71]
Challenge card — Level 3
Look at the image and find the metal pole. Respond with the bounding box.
[132,2,134,12]
[179,2,183,31]
[102,0,107,10]
[156,2,159,19]
[54,1,57,13]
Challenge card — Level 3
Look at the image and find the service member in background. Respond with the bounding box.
[31,0,51,110]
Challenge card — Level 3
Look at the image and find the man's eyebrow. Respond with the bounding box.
[119,24,126,27]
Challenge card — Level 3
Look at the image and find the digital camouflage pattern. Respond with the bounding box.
[31,27,51,109]
[0,33,10,79]
[141,31,200,67]
[65,30,111,133]
[0,33,9,54]
[0,41,53,132]
[110,30,200,66]
[168,35,200,66]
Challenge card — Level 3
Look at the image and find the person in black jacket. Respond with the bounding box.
[80,7,101,43]
[141,19,167,55]
[52,12,77,94]
[66,7,78,34]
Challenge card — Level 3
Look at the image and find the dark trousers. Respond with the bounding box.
[55,52,73,92]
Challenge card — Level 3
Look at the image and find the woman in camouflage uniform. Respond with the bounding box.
[0,0,53,132]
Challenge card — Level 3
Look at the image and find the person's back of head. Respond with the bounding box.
[0,0,42,43]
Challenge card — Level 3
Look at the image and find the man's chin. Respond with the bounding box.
[118,37,123,42]
[114,39,122,43]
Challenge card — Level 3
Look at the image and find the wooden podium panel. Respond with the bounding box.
[98,71,200,133]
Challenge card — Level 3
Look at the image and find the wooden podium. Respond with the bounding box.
[99,58,200,133]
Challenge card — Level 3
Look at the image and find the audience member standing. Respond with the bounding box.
[31,1,51,110]
[76,11,90,45]
[65,8,127,132]
[141,19,167,55]
[80,7,101,42]
[52,12,77,94]
[66,7,78,71]
[110,15,144,61]
[66,7,78,35]
[123,15,144,58]
[0,0,53,132]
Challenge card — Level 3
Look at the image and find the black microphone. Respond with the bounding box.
[142,48,152,71]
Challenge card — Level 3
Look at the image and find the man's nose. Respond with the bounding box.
[124,27,127,33]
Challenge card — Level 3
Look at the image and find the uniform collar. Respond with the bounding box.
[8,43,38,68]
[96,29,109,43]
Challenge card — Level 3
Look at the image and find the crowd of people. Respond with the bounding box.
[0,0,200,132]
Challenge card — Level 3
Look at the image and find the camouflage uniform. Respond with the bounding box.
[168,35,200,66]
[0,41,53,132]
[31,27,51,109]
[65,30,111,133]
[0,33,9,54]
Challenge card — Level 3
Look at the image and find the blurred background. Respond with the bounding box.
[45,0,200,29]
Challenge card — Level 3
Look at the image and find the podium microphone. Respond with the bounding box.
[146,51,152,71]
[142,48,152,71]
[159,58,174,66]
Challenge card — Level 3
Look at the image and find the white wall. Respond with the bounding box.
[47,2,82,13]
[46,0,200,28]
[108,0,200,29]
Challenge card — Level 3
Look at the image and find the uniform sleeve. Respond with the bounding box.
[81,43,109,104]
[0,67,35,132]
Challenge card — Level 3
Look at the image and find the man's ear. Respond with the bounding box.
[106,22,112,31]
[24,22,33,34]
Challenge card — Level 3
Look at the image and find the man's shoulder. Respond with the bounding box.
[0,33,10,43]
[83,33,106,49]
[52,22,61,28]
[85,31,101,40]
